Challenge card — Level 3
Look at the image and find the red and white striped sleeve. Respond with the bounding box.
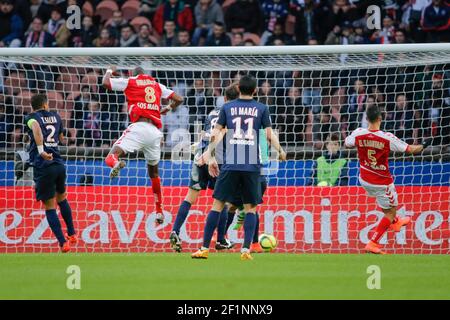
[110,78,129,91]
[385,132,409,153]
[159,83,175,99]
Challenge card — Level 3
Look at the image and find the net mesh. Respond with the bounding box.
[0,46,449,254]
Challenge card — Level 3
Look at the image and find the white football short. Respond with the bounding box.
[359,177,398,209]
[114,121,163,165]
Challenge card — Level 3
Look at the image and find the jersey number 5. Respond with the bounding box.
[367,149,377,164]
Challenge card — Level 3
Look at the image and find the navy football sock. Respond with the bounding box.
[172,200,191,234]
[226,211,235,233]
[45,209,66,246]
[216,206,228,243]
[58,199,75,236]
[243,213,257,249]
[252,213,260,244]
[202,210,221,248]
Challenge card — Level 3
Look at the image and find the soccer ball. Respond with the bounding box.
[258,234,277,252]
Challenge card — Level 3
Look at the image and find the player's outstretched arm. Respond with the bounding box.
[29,120,53,161]
[406,144,424,155]
[406,138,433,155]
[160,93,184,115]
[197,128,227,166]
[265,127,287,161]
[102,65,117,89]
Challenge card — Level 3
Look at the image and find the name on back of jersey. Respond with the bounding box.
[42,116,59,147]
[358,139,385,150]
[135,79,156,86]
[41,116,58,125]
[230,106,259,117]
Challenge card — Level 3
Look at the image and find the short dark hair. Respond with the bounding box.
[225,83,239,100]
[133,66,145,76]
[121,24,133,31]
[327,133,340,144]
[366,104,381,123]
[31,94,47,110]
[214,21,224,28]
[238,74,257,96]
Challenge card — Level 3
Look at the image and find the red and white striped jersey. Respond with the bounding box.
[110,74,174,128]
[345,128,410,185]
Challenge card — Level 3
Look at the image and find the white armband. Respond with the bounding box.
[37,145,44,154]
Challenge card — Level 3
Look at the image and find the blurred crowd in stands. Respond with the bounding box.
[1,0,449,48]
[0,0,449,152]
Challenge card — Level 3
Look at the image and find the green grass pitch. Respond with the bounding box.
[1,253,449,300]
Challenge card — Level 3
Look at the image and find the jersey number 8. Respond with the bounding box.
[145,86,157,104]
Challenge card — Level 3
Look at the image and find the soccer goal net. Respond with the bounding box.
[0,44,449,254]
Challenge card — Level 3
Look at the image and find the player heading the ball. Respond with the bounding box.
[191,74,286,261]
[25,94,77,253]
[102,66,183,224]
[345,104,432,254]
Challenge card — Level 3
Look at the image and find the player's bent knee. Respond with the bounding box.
[110,145,125,157]
[56,192,67,203]
[212,199,225,212]
[43,198,56,210]
[147,159,159,166]
[185,189,200,204]
[243,204,257,213]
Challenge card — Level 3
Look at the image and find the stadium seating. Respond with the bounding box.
[13,90,32,115]
[243,33,261,46]
[46,91,64,110]
[65,91,81,111]
[222,0,236,13]
[4,71,27,95]
[285,14,296,36]
[95,0,119,22]
[81,72,99,93]
[55,74,80,97]
[121,0,140,21]
[130,16,152,33]
[82,1,94,17]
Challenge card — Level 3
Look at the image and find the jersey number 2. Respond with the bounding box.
[46,125,56,142]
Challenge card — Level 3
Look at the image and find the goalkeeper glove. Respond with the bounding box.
[422,138,433,149]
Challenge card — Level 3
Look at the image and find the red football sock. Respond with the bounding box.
[105,154,118,168]
[151,177,163,213]
[371,216,392,244]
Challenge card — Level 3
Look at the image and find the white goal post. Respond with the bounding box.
[0,43,449,254]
